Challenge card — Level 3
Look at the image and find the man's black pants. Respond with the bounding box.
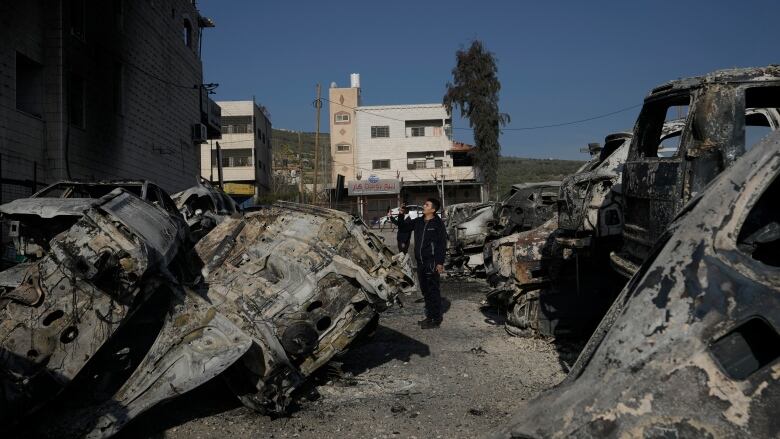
[417,260,442,322]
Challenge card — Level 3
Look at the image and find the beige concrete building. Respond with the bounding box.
[0,0,220,202]
[329,74,361,186]
[200,100,272,204]
[328,74,484,223]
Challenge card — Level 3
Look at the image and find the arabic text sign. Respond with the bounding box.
[347,179,401,196]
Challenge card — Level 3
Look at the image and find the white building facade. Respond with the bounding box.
[201,100,272,203]
[329,75,483,223]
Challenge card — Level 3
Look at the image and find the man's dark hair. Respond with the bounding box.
[426,197,441,212]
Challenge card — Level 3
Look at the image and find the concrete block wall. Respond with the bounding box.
[0,0,210,201]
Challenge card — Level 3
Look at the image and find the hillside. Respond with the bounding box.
[494,156,585,197]
[271,129,329,155]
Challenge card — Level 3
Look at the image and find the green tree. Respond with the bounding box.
[443,40,509,193]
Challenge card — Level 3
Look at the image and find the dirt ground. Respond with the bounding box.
[118,229,583,439]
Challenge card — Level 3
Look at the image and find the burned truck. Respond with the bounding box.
[0,199,412,438]
[485,66,780,338]
[494,120,780,439]
[611,66,780,278]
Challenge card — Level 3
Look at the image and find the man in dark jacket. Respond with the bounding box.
[398,197,447,329]
[390,205,412,253]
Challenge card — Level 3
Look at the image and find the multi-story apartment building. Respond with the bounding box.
[329,74,483,222]
[0,0,220,202]
[200,100,272,203]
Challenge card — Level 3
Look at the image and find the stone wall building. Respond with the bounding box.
[0,0,220,202]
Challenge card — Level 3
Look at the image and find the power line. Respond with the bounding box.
[323,96,641,131]
[452,103,643,131]
[123,57,217,90]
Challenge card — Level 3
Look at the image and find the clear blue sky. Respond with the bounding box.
[199,0,778,160]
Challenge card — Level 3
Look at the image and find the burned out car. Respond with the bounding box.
[172,178,242,240]
[0,201,413,437]
[494,119,780,439]
[0,180,187,261]
[492,181,560,237]
[611,66,780,278]
[452,204,495,252]
[444,201,493,251]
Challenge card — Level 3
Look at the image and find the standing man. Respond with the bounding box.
[391,204,412,253]
[398,198,447,329]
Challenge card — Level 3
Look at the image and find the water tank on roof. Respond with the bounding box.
[350,73,360,88]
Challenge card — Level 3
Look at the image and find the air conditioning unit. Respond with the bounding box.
[191,123,207,143]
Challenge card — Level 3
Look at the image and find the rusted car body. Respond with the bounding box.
[611,66,780,278]
[494,125,780,439]
[492,181,560,237]
[0,201,412,437]
[171,178,242,240]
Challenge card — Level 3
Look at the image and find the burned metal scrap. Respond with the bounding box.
[0,198,412,438]
[494,119,780,439]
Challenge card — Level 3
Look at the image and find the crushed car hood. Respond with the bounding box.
[0,197,98,218]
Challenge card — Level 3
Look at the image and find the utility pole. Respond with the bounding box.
[313,83,322,205]
[298,131,303,203]
[216,141,224,189]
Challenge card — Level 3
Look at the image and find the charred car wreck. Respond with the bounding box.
[171,178,242,240]
[495,121,780,439]
[0,198,412,437]
[492,181,560,238]
[485,66,780,338]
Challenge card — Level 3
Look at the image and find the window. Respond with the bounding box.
[372,159,390,170]
[335,112,350,124]
[371,126,389,138]
[336,143,351,152]
[212,148,253,167]
[222,116,253,134]
[183,18,193,48]
[68,73,85,128]
[744,86,780,152]
[737,174,780,267]
[435,159,443,168]
[635,94,690,158]
[70,0,85,40]
[15,52,43,117]
[411,127,425,137]
[113,62,123,115]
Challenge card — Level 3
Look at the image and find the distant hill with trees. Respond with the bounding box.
[494,156,585,198]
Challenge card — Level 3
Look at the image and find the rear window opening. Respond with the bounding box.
[744,86,780,152]
[737,174,780,267]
